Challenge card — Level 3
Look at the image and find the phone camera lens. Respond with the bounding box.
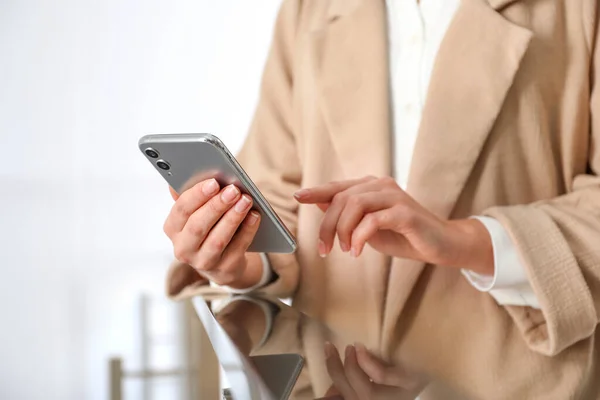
[145,148,159,158]
[156,160,171,171]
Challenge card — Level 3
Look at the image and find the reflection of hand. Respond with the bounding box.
[295,176,494,275]
[322,343,424,400]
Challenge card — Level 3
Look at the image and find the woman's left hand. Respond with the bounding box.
[294,176,493,274]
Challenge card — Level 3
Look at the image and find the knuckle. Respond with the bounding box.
[330,193,341,206]
[404,213,417,228]
[331,191,347,206]
[318,225,330,240]
[347,195,363,209]
[173,247,191,265]
[364,213,379,227]
[202,240,225,255]
[207,238,227,254]
[395,204,416,227]
[186,219,207,238]
[380,176,396,186]
[207,198,221,213]
[195,251,219,271]
[371,369,386,385]
[211,239,227,253]
[163,220,173,237]
[174,201,191,219]
[362,363,386,384]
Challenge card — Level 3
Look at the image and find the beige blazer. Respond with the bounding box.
[168,0,600,398]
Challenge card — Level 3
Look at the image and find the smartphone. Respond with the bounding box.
[139,133,296,253]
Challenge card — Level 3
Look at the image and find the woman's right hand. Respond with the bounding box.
[164,178,264,288]
[322,343,426,400]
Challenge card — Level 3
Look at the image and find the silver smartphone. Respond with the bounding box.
[139,133,296,253]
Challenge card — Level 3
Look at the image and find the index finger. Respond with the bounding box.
[355,344,417,389]
[343,345,374,399]
[294,176,375,204]
[163,179,220,236]
[324,343,359,400]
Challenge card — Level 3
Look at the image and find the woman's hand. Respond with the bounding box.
[164,179,264,288]
[321,343,424,400]
[294,176,493,274]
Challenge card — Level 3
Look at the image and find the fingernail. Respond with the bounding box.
[234,195,252,213]
[354,342,365,352]
[246,211,260,226]
[345,345,354,359]
[318,239,327,258]
[294,189,308,200]
[340,241,350,252]
[350,247,358,258]
[221,185,240,203]
[202,179,219,195]
[324,342,333,358]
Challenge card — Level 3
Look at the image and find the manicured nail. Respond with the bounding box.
[234,195,252,213]
[246,211,260,226]
[318,239,327,257]
[202,179,219,195]
[324,342,333,358]
[294,189,308,200]
[350,247,358,258]
[221,185,240,203]
[340,241,350,252]
[345,345,354,359]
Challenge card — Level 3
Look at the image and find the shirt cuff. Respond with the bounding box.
[461,216,541,309]
[227,295,274,349]
[210,253,274,294]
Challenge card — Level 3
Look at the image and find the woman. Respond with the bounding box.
[165,0,600,398]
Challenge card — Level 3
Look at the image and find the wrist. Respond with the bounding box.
[446,219,494,275]
[225,253,265,290]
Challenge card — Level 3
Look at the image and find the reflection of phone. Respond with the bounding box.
[193,296,304,400]
[139,133,296,253]
[252,354,305,400]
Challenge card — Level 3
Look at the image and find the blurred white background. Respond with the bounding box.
[0,0,281,398]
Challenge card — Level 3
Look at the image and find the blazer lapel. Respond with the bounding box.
[382,0,533,354]
[310,0,392,179]
[310,0,392,347]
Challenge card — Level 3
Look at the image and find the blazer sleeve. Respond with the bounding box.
[166,0,303,300]
[481,6,600,356]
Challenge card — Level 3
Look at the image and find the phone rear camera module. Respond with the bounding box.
[145,148,159,158]
[156,160,171,171]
